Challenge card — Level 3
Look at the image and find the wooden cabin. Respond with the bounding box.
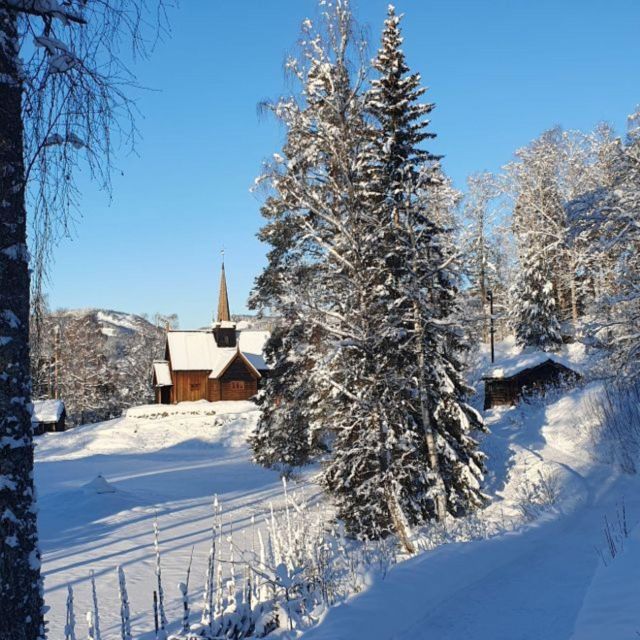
[483,354,582,410]
[32,399,66,434]
[152,263,269,404]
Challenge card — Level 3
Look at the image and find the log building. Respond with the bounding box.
[152,263,269,404]
[483,353,581,410]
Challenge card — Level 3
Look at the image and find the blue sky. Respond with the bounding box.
[44,0,640,328]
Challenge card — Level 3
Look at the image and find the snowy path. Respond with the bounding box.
[304,385,640,640]
[35,402,319,639]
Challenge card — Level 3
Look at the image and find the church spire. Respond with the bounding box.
[217,259,231,323]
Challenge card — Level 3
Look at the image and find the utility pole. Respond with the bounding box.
[54,322,60,399]
[487,290,495,363]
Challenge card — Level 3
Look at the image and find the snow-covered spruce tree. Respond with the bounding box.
[508,135,565,351]
[0,3,169,639]
[325,4,485,527]
[254,3,485,544]
[510,229,563,351]
[250,319,320,473]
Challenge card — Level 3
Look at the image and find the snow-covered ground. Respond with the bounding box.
[35,401,319,638]
[35,343,640,639]
[303,344,640,640]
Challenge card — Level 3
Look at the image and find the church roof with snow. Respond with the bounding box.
[164,329,268,376]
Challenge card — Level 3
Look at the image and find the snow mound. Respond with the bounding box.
[37,401,260,462]
[83,474,117,494]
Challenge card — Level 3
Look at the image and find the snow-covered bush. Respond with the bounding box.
[513,466,562,522]
[67,479,411,639]
[586,381,640,474]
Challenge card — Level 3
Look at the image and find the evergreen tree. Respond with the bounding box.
[511,231,563,351]
[322,5,486,538]
[509,135,565,351]
[250,320,320,473]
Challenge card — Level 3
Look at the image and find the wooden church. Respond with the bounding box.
[152,264,269,404]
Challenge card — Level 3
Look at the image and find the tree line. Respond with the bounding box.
[30,306,174,426]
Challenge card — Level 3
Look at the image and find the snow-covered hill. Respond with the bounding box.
[35,344,640,639]
[55,307,166,358]
[303,367,640,639]
[32,308,167,424]
[35,401,319,639]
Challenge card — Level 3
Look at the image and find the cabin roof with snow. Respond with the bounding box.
[31,399,65,424]
[483,352,582,381]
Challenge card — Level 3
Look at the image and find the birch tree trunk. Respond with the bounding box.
[0,8,45,640]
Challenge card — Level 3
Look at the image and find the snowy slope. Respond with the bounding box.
[571,521,640,638]
[303,381,640,639]
[35,401,319,639]
[35,346,640,639]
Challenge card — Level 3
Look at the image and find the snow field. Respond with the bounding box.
[35,352,640,639]
[35,401,320,638]
[304,380,640,639]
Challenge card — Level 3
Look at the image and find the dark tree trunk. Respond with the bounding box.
[0,8,45,640]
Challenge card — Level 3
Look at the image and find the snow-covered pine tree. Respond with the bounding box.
[254,2,485,544]
[510,225,563,351]
[508,133,565,351]
[366,5,486,520]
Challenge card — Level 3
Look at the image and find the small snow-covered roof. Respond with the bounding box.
[209,349,261,379]
[485,351,581,380]
[32,399,65,423]
[208,347,239,378]
[214,320,237,329]
[153,361,173,387]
